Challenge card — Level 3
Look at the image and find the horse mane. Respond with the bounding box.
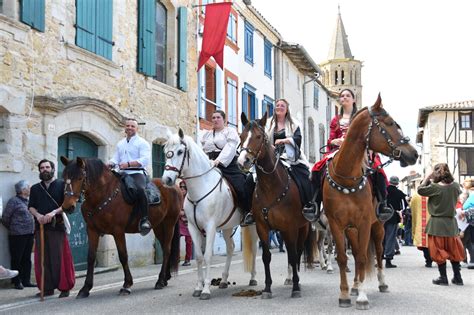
[63,158,106,183]
[351,106,368,122]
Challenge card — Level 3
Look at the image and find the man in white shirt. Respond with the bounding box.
[108,119,152,235]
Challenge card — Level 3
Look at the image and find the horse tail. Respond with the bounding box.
[242,225,258,273]
[365,230,376,278]
[169,220,181,274]
[304,224,318,269]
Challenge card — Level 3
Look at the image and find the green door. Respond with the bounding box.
[58,133,98,271]
[153,143,165,263]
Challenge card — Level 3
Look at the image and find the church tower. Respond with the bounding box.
[320,7,363,108]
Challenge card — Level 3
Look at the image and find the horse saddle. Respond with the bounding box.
[119,174,161,206]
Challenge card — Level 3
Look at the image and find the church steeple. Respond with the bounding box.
[327,7,353,60]
[319,7,363,108]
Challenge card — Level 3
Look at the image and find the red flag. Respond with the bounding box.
[197,3,232,71]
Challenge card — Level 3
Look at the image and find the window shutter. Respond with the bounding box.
[21,0,45,32]
[177,7,188,91]
[242,88,248,118]
[137,0,156,76]
[76,0,96,53]
[261,99,266,119]
[253,96,258,120]
[96,0,113,60]
[216,68,223,108]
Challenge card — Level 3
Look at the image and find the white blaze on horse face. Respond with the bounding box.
[237,130,252,166]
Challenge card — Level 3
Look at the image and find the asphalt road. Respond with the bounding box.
[1,245,472,314]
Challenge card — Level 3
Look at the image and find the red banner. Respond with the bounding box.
[197,3,232,71]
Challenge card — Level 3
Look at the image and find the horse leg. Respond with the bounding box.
[219,228,234,289]
[200,226,217,300]
[346,227,360,296]
[326,231,335,273]
[256,223,272,299]
[77,227,100,298]
[154,223,171,289]
[284,264,293,285]
[318,231,327,270]
[248,225,258,286]
[373,222,388,292]
[330,224,351,307]
[113,233,133,295]
[188,225,204,297]
[348,225,371,310]
[281,230,301,298]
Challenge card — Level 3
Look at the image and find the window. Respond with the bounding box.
[264,39,272,78]
[459,148,474,175]
[297,75,300,91]
[341,70,345,85]
[319,123,325,159]
[308,118,315,162]
[155,1,167,83]
[227,12,237,43]
[226,77,238,128]
[242,83,257,121]
[261,96,274,118]
[204,65,217,121]
[459,112,472,130]
[0,0,3,14]
[350,70,353,84]
[76,0,113,60]
[335,71,338,85]
[244,21,254,65]
[285,61,289,80]
[313,84,319,110]
[20,0,45,32]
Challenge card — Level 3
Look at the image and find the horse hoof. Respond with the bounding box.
[249,279,258,286]
[322,266,327,271]
[219,282,228,289]
[291,291,301,298]
[76,290,89,299]
[192,290,202,297]
[261,292,272,299]
[350,288,358,296]
[356,300,370,310]
[155,282,165,290]
[379,284,389,292]
[339,298,352,308]
[284,279,293,286]
[119,288,131,296]
[327,269,334,274]
[199,293,211,300]
[346,267,351,273]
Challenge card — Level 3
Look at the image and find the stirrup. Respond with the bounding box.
[241,213,255,227]
[139,218,152,236]
[302,204,317,222]
[376,202,394,222]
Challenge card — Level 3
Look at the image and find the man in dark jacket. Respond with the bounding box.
[383,176,407,268]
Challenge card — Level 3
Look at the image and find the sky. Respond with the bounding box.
[250,0,474,178]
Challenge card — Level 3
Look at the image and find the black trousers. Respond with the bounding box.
[289,163,313,207]
[130,173,148,219]
[217,159,252,213]
[9,234,34,285]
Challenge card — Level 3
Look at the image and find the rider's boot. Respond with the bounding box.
[137,190,151,236]
[241,211,255,227]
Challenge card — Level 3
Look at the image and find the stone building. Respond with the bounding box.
[319,8,362,108]
[0,0,198,269]
[417,100,474,183]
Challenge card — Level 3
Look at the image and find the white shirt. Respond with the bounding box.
[200,127,239,167]
[110,134,151,174]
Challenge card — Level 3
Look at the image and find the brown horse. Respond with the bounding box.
[60,157,182,298]
[322,95,418,309]
[238,113,317,299]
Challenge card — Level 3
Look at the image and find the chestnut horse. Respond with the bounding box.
[238,113,317,299]
[322,95,418,309]
[60,157,182,298]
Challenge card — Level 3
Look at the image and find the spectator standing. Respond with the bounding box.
[179,181,192,266]
[1,180,35,289]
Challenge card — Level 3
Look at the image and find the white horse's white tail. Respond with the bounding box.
[242,225,258,272]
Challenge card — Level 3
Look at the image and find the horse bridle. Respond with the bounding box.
[240,123,280,175]
[64,169,87,202]
[164,140,189,179]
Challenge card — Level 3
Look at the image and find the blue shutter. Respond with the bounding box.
[76,0,96,53]
[261,99,266,118]
[242,88,248,118]
[96,0,113,60]
[178,7,188,91]
[21,0,45,32]
[244,21,254,64]
[137,0,156,76]
[252,96,258,120]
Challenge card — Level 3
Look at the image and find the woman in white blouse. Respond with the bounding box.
[201,110,254,226]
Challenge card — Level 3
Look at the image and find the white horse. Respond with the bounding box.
[161,129,258,300]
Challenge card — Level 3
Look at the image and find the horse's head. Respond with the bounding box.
[366,94,418,167]
[162,128,189,187]
[238,112,268,170]
[59,156,88,214]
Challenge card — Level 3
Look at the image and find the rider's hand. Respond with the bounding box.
[331,138,343,146]
[213,160,221,167]
[275,139,289,146]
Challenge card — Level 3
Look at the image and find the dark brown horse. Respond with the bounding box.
[60,157,182,298]
[322,95,418,309]
[238,113,317,299]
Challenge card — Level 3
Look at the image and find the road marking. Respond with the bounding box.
[0,257,260,312]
